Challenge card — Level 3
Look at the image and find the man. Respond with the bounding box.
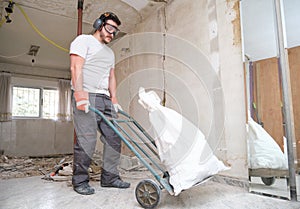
[70,12,130,195]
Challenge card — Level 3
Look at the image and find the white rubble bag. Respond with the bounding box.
[138,88,229,195]
[247,117,288,170]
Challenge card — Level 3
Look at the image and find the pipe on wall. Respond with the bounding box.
[274,0,297,201]
[77,0,84,35]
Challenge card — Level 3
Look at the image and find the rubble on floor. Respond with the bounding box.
[0,154,103,181]
[0,152,144,181]
[0,154,73,180]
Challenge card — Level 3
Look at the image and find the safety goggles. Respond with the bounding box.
[103,23,120,36]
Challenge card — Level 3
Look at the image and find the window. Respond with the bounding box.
[12,86,59,119]
[43,89,59,119]
[12,87,40,117]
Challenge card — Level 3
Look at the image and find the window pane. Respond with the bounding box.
[12,87,40,117]
[43,89,58,119]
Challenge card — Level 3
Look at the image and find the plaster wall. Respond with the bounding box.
[0,63,73,156]
[0,119,73,156]
[112,0,247,179]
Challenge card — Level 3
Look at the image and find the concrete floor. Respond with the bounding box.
[250,176,294,199]
[0,171,299,209]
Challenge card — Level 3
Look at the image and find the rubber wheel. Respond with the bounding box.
[135,179,161,209]
[261,177,275,186]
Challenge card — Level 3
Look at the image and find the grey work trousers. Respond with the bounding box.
[72,92,121,187]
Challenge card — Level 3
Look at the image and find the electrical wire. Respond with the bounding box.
[0,2,70,53]
[0,1,12,28]
[0,10,12,28]
[0,52,27,59]
[0,17,6,27]
[1,0,14,28]
[15,3,69,53]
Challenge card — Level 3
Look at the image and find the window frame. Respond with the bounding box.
[12,85,59,120]
[42,87,59,120]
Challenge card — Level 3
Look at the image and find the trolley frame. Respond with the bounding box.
[89,106,174,195]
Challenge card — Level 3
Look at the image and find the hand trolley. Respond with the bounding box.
[89,106,173,208]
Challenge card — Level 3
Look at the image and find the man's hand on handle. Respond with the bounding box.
[74,91,90,113]
[113,103,123,113]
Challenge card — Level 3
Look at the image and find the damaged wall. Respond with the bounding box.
[0,119,73,156]
[0,63,73,156]
[0,0,247,180]
[112,0,247,179]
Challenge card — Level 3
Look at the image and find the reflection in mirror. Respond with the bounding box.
[245,58,290,199]
[241,0,299,201]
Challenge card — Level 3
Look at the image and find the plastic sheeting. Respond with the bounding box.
[138,88,228,195]
[248,117,288,170]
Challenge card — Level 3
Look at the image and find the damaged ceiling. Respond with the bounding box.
[0,0,169,71]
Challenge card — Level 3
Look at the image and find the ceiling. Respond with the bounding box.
[0,0,168,71]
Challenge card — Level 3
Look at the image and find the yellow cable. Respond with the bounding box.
[0,0,13,27]
[0,12,11,28]
[0,17,5,28]
[15,3,69,53]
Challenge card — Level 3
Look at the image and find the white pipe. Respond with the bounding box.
[274,0,297,201]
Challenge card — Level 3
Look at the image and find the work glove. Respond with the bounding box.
[74,91,90,113]
[113,103,123,113]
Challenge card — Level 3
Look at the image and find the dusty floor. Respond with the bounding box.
[1,155,299,209]
[1,171,300,208]
[0,155,74,179]
[0,154,103,180]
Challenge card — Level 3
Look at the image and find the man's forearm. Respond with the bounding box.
[70,55,85,91]
[109,68,118,104]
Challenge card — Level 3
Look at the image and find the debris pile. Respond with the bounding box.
[0,151,144,181]
[0,154,103,181]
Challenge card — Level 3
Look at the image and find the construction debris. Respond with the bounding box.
[0,154,73,180]
[0,152,106,182]
[0,152,145,182]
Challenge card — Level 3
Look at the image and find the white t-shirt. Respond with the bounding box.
[70,34,115,95]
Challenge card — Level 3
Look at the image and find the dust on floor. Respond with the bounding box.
[0,154,102,181]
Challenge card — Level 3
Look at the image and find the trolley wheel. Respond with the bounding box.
[135,179,161,209]
[261,177,275,186]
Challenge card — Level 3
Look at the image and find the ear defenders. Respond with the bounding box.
[93,12,111,30]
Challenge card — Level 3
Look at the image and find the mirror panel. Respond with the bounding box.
[241,0,299,200]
